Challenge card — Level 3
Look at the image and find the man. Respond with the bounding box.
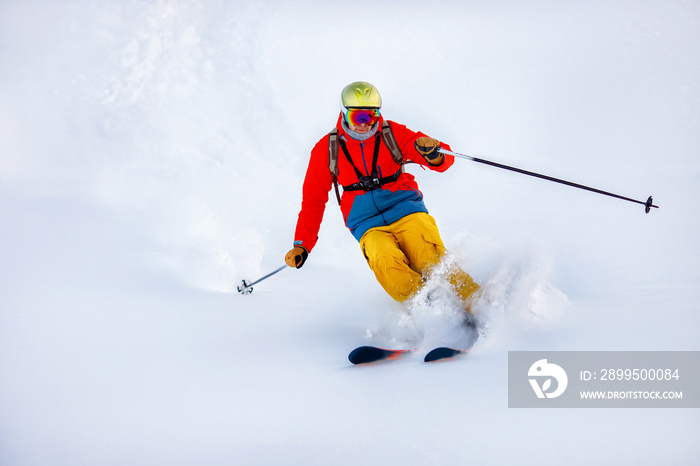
[285,81,479,310]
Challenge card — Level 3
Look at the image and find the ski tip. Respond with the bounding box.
[424,347,467,363]
[348,346,410,365]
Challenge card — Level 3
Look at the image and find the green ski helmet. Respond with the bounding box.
[341,81,382,109]
[340,81,382,126]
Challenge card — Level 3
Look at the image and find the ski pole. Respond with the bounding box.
[438,148,659,213]
[237,264,287,295]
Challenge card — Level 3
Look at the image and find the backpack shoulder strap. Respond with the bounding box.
[381,121,403,166]
[328,128,339,177]
[328,128,342,205]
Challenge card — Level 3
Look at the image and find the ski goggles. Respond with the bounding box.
[344,108,380,127]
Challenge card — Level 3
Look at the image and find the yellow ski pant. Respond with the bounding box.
[359,212,479,306]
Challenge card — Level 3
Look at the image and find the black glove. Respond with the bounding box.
[285,246,309,269]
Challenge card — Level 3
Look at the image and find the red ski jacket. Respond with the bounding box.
[293,113,455,252]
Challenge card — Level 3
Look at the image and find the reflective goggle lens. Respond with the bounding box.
[345,108,380,126]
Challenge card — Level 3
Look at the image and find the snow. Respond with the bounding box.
[1,0,699,464]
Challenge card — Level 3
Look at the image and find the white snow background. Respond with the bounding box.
[1,0,699,465]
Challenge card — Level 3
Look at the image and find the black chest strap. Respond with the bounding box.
[328,122,404,205]
[338,131,402,193]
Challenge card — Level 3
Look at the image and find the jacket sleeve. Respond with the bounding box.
[387,120,455,172]
[293,136,334,253]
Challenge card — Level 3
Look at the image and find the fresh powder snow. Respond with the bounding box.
[1,1,698,465]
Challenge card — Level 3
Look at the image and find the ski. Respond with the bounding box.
[350,318,478,364]
[422,316,479,362]
[348,346,412,365]
[424,347,468,362]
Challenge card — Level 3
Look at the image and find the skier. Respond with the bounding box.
[285,81,479,311]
